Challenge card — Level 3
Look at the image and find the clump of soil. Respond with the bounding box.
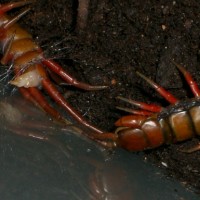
[3,0,200,193]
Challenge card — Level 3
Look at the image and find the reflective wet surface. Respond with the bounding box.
[0,94,199,200]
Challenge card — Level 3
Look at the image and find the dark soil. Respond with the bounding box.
[2,0,200,194]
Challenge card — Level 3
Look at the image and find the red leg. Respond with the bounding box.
[116,107,153,116]
[21,87,67,124]
[180,144,200,153]
[2,8,30,31]
[0,1,32,14]
[172,61,200,97]
[42,59,107,90]
[17,72,102,133]
[0,7,30,42]
[18,87,35,103]
[41,78,103,134]
[136,71,178,104]
[116,96,162,112]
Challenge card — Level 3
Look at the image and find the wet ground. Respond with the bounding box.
[2,0,200,194]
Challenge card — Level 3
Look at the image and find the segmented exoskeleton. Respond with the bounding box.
[0,1,107,134]
[2,2,199,152]
[88,62,200,152]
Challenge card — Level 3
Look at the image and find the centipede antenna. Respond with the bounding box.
[116,106,153,116]
[172,60,200,97]
[136,71,178,104]
[116,96,162,112]
[0,1,33,14]
[3,8,30,30]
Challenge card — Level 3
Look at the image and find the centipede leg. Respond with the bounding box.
[41,78,103,134]
[116,107,153,116]
[136,71,178,104]
[172,61,200,97]
[180,144,200,153]
[18,87,35,103]
[116,96,162,112]
[20,86,68,124]
[42,59,107,91]
[0,1,33,14]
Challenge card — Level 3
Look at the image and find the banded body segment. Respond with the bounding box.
[0,12,43,88]
[0,1,107,135]
[0,14,32,47]
[105,65,200,152]
[2,38,40,61]
[158,103,200,143]
[116,115,164,151]
[189,105,200,136]
[159,110,194,143]
[169,111,194,142]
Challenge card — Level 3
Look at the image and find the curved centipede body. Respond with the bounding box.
[88,62,200,152]
[0,1,107,135]
[2,1,199,153]
[114,98,200,151]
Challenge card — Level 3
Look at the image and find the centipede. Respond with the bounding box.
[0,1,108,135]
[2,1,200,153]
[88,61,200,152]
